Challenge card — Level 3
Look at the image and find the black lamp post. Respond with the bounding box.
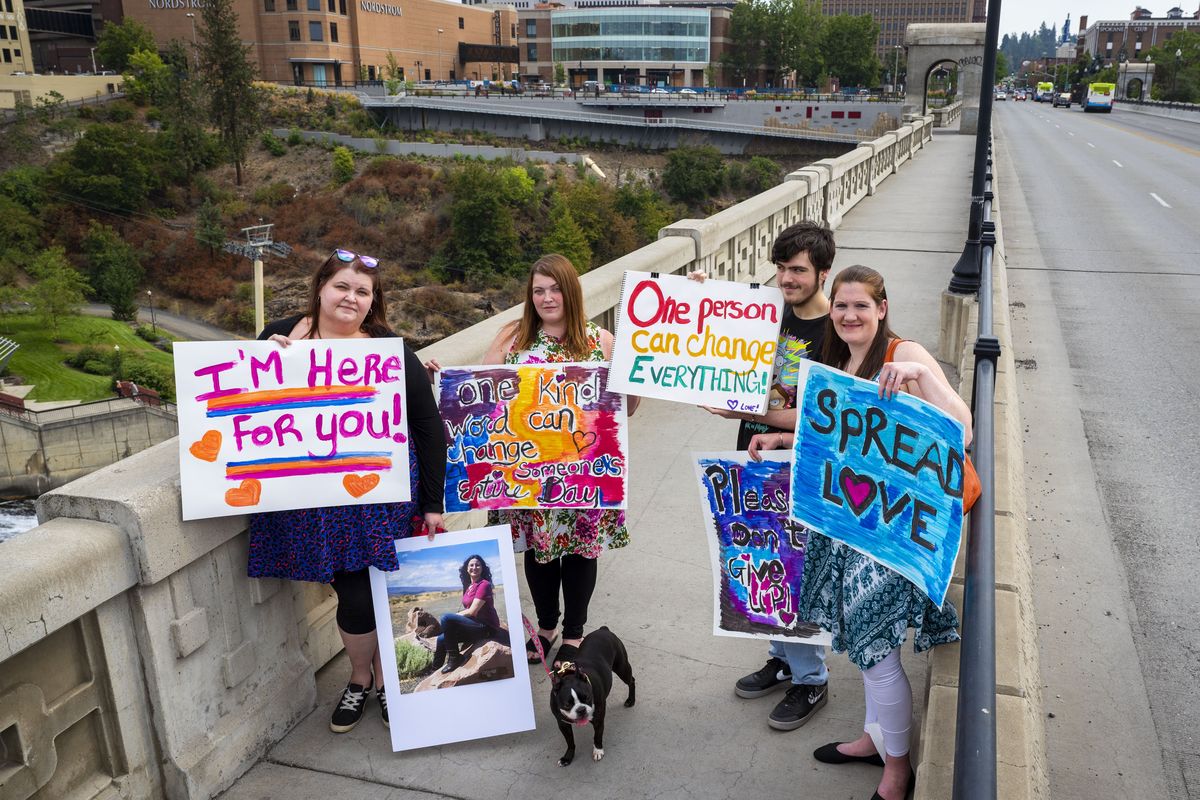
[1175,48,1183,99]
[947,0,1002,295]
[146,290,157,335]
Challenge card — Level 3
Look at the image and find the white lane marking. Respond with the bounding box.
[1055,124,1061,129]
[1150,193,1171,208]
[1068,131,1075,137]
[1113,160,1123,168]
[1088,142,1096,148]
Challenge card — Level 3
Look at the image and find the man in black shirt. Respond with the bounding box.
[702,221,835,730]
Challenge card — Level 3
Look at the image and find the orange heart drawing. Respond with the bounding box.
[343,473,380,498]
[225,479,262,507]
[189,430,222,462]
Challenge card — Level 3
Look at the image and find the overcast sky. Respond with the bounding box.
[999,1,1187,39]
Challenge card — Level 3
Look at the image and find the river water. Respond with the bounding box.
[0,499,39,543]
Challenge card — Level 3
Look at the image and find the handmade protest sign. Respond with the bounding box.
[370,525,534,751]
[694,452,830,644]
[174,339,410,520]
[439,364,628,512]
[607,271,785,413]
[788,361,967,607]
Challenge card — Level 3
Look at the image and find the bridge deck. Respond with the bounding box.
[220,130,974,800]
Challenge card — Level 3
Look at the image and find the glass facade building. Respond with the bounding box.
[550,8,709,64]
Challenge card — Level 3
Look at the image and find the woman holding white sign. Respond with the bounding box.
[251,249,447,735]
[430,254,638,669]
[749,265,969,800]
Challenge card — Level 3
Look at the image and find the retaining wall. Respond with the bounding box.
[0,115,944,800]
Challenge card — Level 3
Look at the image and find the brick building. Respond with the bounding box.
[1077,6,1200,66]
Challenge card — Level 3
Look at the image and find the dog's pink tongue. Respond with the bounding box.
[572,719,589,727]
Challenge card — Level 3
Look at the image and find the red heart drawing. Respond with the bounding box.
[839,467,878,516]
[225,479,262,507]
[571,430,598,453]
[189,430,221,462]
[343,473,380,498]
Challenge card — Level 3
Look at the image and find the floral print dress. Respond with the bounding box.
[493,322,630,564]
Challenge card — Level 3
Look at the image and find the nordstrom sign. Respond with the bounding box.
[360,0,402,15]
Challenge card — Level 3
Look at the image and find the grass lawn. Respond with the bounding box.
[0,313,175,402]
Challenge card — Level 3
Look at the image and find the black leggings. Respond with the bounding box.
[524,552,598,640]
[331,568,376,635]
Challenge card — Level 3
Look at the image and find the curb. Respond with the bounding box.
[916,143,1050,800]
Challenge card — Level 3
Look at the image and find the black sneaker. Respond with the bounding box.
[329,682,370,733]
[768,682,828,731]
[377,686,389,729]
[734,657,792,699]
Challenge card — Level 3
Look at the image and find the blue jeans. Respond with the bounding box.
[769,640,828,685]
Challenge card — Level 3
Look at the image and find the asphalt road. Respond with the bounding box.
[82,303,240,341]
[996,101,1200,799]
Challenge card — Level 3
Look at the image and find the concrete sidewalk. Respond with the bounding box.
[219,130,976,800]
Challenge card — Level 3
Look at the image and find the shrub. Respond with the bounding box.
[287,127,303,146]
[394,639,433,678]
[66,345,108,369]
[332,146,356,184]
[261,131,287,157]
[662,145,726,205]
[135,325,157,342]
[82,359,112,375]
[118,357,175,401]
[252,181,296,207]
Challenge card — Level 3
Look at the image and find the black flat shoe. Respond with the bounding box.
[552,642,579,669]
[869,768,916,800]
[813,741,885,767]
[525,633,558,664]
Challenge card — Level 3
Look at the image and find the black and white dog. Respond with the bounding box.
[549,626,635,766]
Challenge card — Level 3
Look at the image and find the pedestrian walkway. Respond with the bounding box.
[220,130,976,800]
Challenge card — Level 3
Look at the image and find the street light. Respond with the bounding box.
[893,45,901,95]
[1175,48,1183,98]
[146,291,156,335]
[186,13,198,69]
[89,46,97,73]
[437,28,444,82]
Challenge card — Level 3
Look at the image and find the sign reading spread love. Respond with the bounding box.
[439,364,628,512]
[789,361,967,607]
[607,271,785,414]
[694,452,830,644]
[174,339,410,520]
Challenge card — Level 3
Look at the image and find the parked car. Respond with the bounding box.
[995,91,1007,101]
[1052,91,1072,108]
[650,87,669,93]
[679,87,697,95]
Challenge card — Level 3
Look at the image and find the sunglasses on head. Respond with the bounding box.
[333,249,379,270]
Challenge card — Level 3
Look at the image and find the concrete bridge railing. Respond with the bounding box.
[930,100,963,128]
[1,114,937,800]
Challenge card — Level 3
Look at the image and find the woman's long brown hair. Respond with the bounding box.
[819,265,898,379]
[508,254,590,359]
[302,252,391,339]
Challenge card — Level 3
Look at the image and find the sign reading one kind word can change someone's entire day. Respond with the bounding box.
[174,340,411,521]
[439,364,628,513]
[788,361,968,608]
[607,272,785,414]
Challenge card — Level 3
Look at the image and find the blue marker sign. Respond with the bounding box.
[789,363,967,607]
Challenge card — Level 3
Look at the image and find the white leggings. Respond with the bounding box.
[862,648,912,758]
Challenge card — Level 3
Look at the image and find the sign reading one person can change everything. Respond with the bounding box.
[607,272,785,414]
[788,361,968,608]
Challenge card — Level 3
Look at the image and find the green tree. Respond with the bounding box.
[82,221,143,321]
[24,247,91,332]
[540,197,592,273]
[772,0,825,86]
[553,62,566,86]
[820,14,881,87]
[1146,31,1200,103]
[124,48,173,106]
[96,18,156,73]
[440,162,524,285]
[197,0,265,185]
[332,146,356,184]
[0,196,42,260]
[995,50,1010,80]
[51,123,159,212]
[662,145,725,205]
[195,199,226,256]
[615,180,675,242]
[158,42,222,181]
[722,1,769,86]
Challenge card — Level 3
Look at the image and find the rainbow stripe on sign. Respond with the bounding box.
[225,451,393,480]
[205,385,378,417]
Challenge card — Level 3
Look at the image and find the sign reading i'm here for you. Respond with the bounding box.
[174,339,411,520]
[788,362,967,607]
[607,271,785,414]
[694,452,830,644]
[439,364,628,512]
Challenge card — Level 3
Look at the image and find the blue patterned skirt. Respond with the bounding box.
[247,448,421,583]
[797,531,960,670]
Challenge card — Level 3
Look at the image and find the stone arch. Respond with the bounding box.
[1117,62,1155,101]
[922,58,960,113]
[903,23,986,134]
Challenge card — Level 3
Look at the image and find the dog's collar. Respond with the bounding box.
[555,661,593,692]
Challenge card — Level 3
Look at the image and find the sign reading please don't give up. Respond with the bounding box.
[607,272,785,414]
[174,339,411,520]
